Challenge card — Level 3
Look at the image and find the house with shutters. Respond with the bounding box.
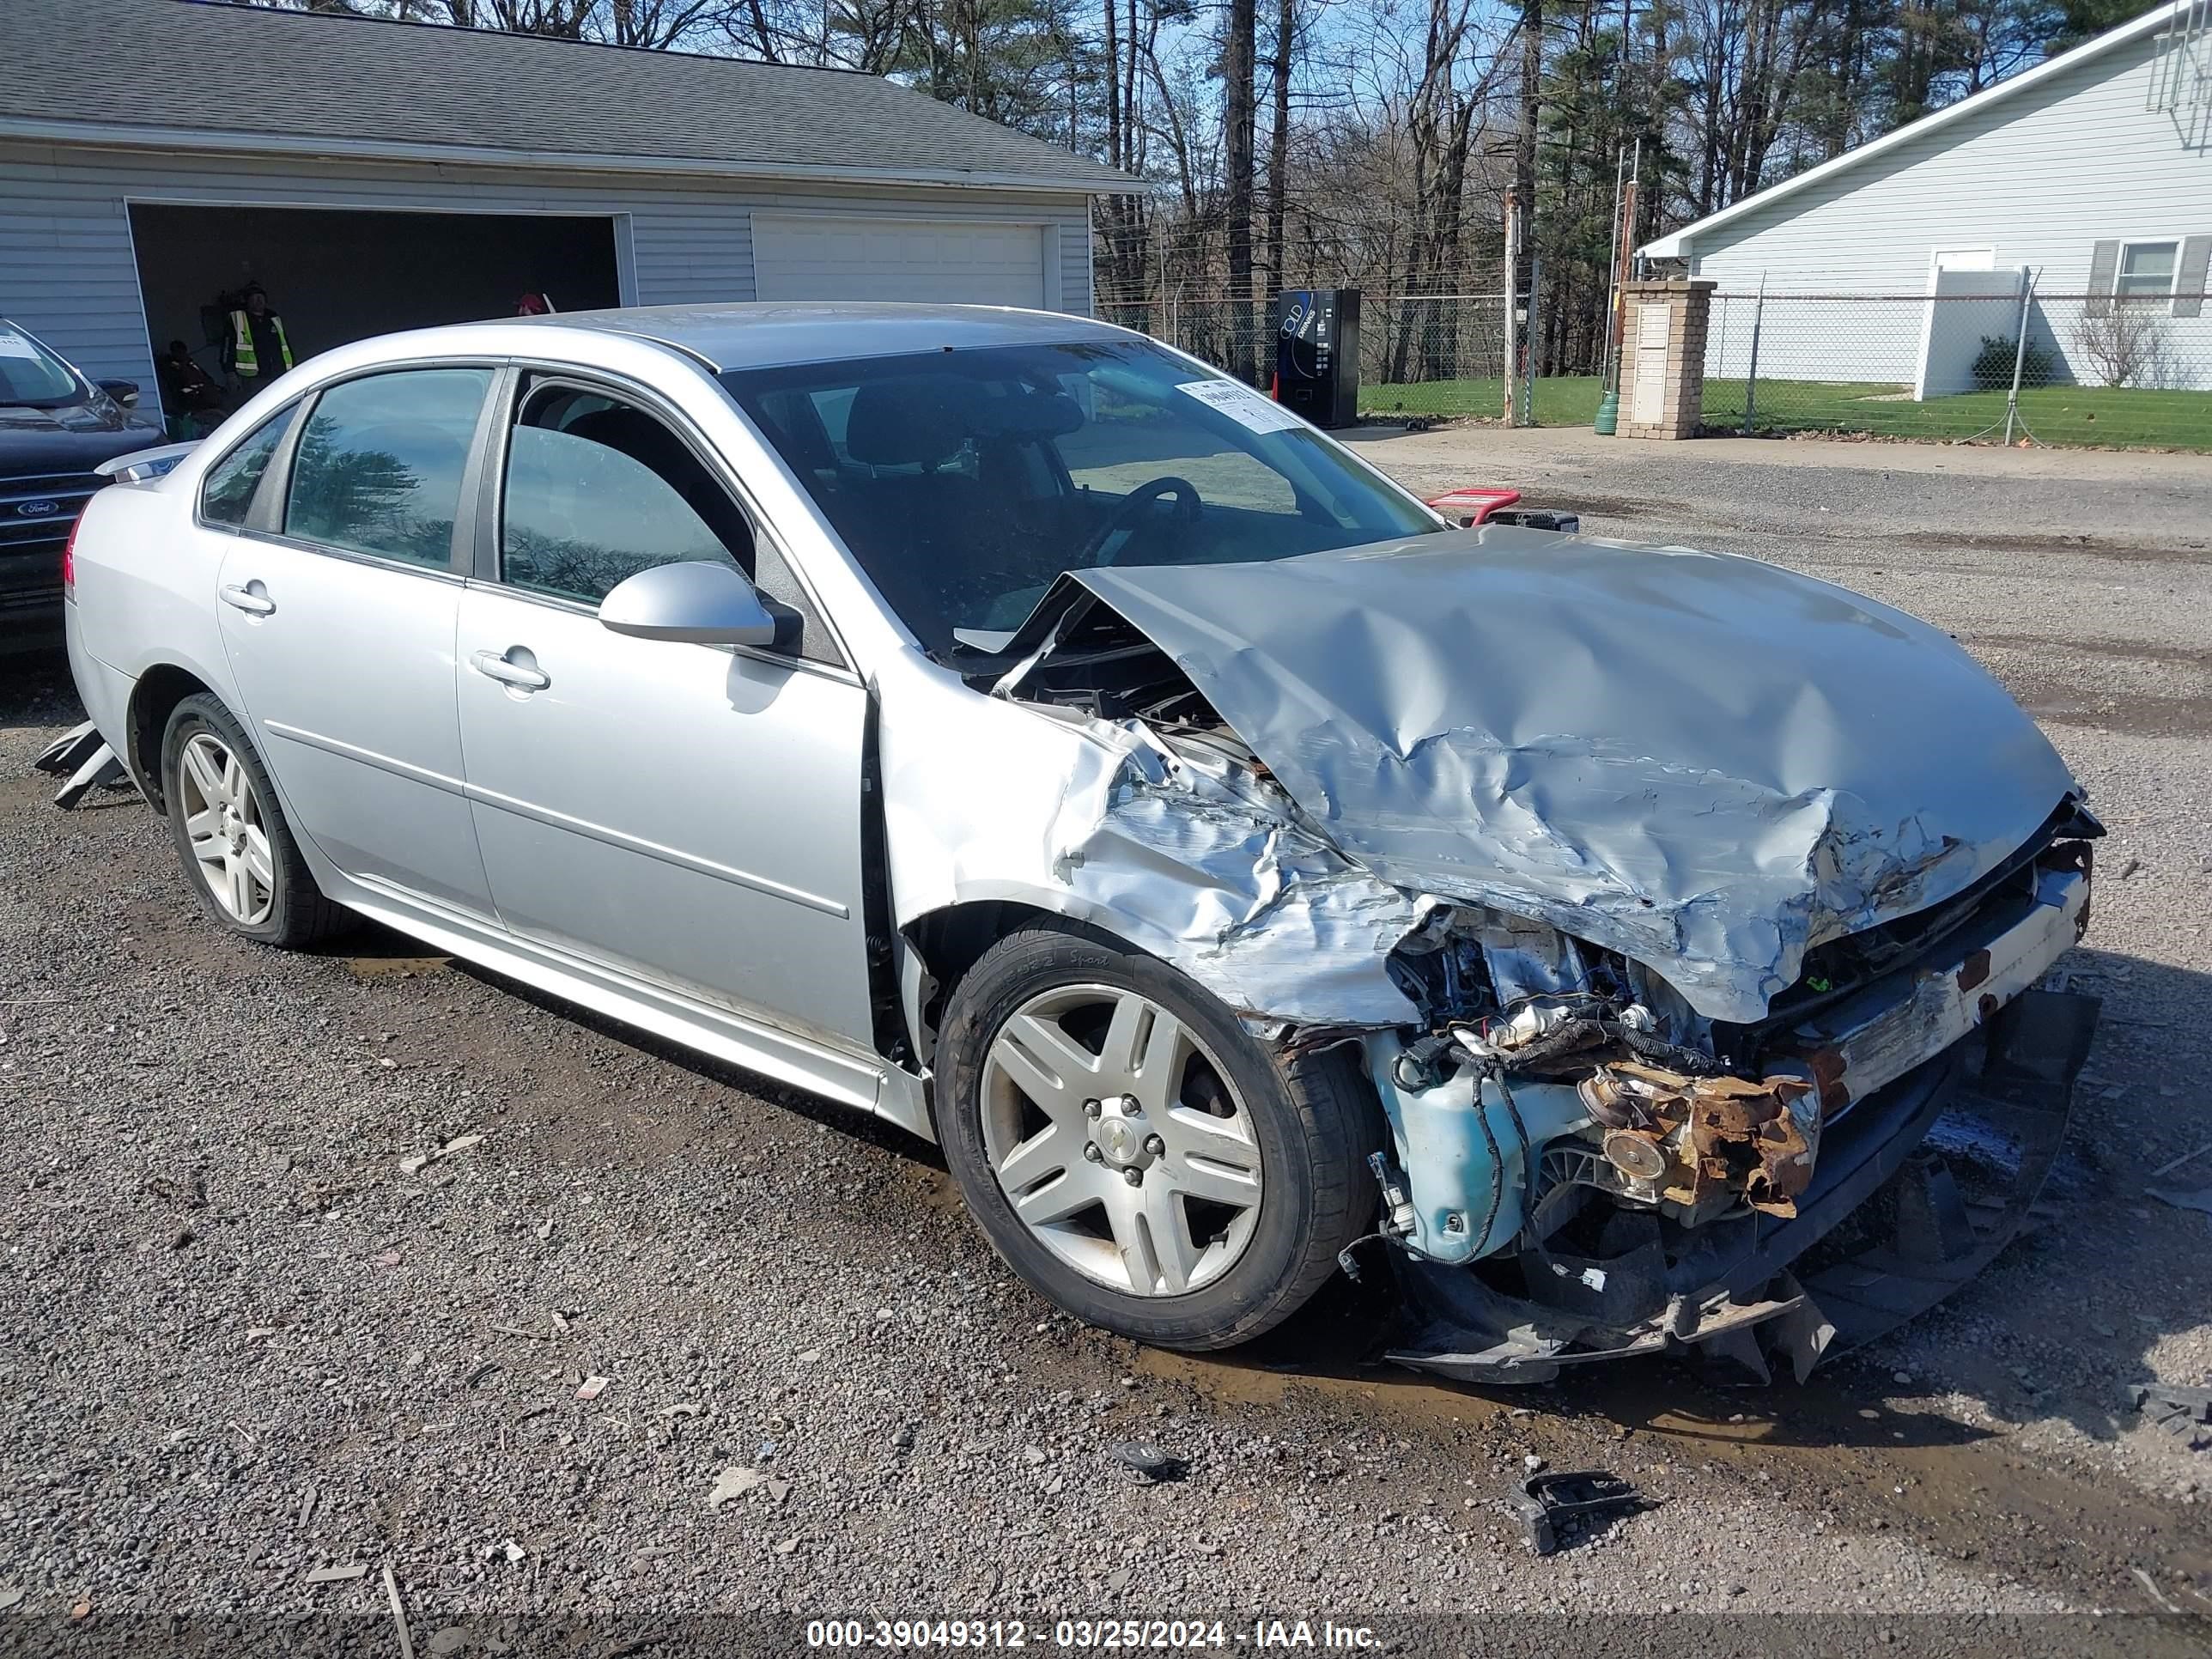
[1638,0,2211,393]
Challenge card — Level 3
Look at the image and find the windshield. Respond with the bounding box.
[720,337,1438,655]
[0,322,90,409]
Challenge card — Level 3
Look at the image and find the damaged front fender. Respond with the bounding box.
[880,660,1425,1036]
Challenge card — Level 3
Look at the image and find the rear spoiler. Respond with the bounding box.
[94,441,199,483]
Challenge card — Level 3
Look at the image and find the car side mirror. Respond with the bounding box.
[97,379,140,409]
[599,560,788,648]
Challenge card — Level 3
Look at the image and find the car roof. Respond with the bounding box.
[500,302,1134,373]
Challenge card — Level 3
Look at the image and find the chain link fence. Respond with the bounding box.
[1701,289,2212,449]
[1102,293,1513,413]
[1107,285,2212,450]
[1098,297,1269,388]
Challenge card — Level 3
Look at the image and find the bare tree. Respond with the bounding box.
[1266,0,1295,295]
[233,0,2132,380]
[1223,0,1260,378]
[2069,304,2181,389]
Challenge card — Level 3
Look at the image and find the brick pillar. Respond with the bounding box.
[1616,279,1716,440]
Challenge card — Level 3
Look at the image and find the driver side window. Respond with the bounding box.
[500,385,750,605]
[497,380,842,665]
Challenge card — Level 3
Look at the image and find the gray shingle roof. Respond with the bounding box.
[0,0,1133,192]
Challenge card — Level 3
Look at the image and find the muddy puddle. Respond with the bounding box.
[1129,1326,2211,1612]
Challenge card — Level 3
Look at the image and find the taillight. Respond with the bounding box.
[62,513,80,601]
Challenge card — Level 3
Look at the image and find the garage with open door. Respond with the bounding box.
[752,216,1053,308]
[128,203,623,384]
[2,1,1127,428]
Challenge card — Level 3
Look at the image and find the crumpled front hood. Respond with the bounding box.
[1038,528,2078,1024]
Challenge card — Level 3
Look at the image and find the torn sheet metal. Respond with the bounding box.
[1778,860,2089,1120]
[1045,720,1424,1024]
[34,719,133,810]
[1024,528,2079,1024]
[878,673,1422,1027]
[1388,987,2097,1383]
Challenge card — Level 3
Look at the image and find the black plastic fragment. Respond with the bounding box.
[1511,1468,1645,1555]
[1108,1441,1188,1483]
[2129,1382,2212,1450]
[1489,508,1582,534]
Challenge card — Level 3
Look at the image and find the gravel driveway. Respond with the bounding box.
[3,430,2209,1653]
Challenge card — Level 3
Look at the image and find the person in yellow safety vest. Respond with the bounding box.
[225,283,294,384]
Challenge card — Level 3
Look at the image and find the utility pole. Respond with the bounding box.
[1502,191,1522,426]
[1523,254,1540,426]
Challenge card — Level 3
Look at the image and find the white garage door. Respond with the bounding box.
[751,216,1048,307]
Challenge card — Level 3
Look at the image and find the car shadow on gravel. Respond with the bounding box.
[1196,1286,2018,1453]
[0,645,78,728]
[313,919,948,1170]
[316,919,2211,1464]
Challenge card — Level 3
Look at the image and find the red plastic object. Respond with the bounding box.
[62,512,80,601]
[1425,487,1522,526]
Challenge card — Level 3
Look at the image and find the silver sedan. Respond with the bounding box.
[65,304,2101,1375]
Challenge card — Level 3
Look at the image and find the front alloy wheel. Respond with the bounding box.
[939,922,1382,1351]
[981,982,1264,1297]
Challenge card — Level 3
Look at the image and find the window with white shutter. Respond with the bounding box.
[2117,241,2179,303]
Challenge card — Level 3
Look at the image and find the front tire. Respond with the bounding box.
[937,921,1382,1351]
[160,693,355,948]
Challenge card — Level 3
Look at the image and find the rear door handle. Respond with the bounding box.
[219,582,275,617]
[471,648,550,692]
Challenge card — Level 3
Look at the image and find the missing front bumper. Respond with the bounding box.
[1385,988,2100,1384]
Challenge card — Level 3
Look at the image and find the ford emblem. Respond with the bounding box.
[15,499,60,519]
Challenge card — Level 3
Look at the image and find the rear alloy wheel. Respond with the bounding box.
[939,922,1382,1351]
[160,693,356,948]
[176,731,276,927]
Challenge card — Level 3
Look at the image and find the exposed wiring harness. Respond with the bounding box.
[1393,1005,1736,1089]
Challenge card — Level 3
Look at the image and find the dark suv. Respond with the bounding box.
[3,319,162,644]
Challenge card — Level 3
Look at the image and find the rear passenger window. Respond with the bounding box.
[199,409,290,527]
[284,368,489,568]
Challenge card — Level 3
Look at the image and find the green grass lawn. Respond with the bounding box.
[1363,374,1603,426]
[1360,374,2212,451]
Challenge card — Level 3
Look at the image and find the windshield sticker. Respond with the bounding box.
[0,331,43,361]
[1176,379,1305,434]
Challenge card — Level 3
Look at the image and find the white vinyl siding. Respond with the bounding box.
[752,214,1054,307]
[1678,26,2212,386]
[0,137,1096,395]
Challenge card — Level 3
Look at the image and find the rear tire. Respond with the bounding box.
[160,692,356,948]
[937,921,1382,1351]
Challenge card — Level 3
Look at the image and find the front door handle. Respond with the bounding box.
[219,582,275,617]
[471,647,550,692]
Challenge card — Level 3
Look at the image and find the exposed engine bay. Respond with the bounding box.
[1356,818,2094,1382]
